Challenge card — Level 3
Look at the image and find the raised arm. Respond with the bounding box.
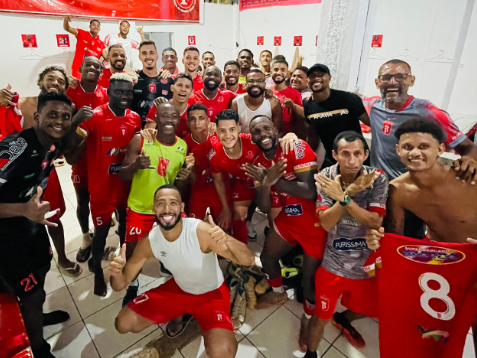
[63,16,78,36]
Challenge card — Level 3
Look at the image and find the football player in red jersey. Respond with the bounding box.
[220,60,246,95]
[245,115,326,350]
[66,74,141,296]
[188,66,236,123]
[183,46,203,92]
[366,118,477,358]
[98,44,127,88]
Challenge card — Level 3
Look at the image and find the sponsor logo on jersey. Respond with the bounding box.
[294,141,306,159]
[333,238,367,250]
[108,163,122,175]
[383,119,392,135]
[397,245,465,265]
[0,137,28,171]
[162,90,168,96]
[284,204,303,216]
[102,136,112,141]
[160,78,168,84]
[106,148,120,156]
[149,84,156,93]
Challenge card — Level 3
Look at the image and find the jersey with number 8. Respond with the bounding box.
[376,233,477,358]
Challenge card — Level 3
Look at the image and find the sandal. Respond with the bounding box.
[102,246,117,261]
[165,314,193,338]
[76,245,92,263]
[58,262,82,277]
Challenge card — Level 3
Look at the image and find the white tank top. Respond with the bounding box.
[236,94,272,134]
[148,218,224,295]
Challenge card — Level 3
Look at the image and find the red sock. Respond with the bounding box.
[267,275,284,288]
[303,299,315,316]
[232,220,248,245]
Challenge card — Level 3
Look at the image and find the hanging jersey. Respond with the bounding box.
[148,218,224,295]
[236,94,272,134]
[128,136,187,215]
[188,89,236,123]
[78,104,141,203]
[375,233,477,358]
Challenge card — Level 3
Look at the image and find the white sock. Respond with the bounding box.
[272,285,285,293]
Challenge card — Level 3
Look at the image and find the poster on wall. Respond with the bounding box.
[257,36,264,46]
[372,35,383,47]
[0,0,200,22]
[56,34,70,47]
[188,36,196,45]
[22,34,37,48]
[240,0,321,11]
[315,35,318,46]
[274,36,281,46]
[294,36,302,46]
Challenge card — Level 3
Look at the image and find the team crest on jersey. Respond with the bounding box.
[397,245,465,265]
[319,295,330,311]
[160,78,168,84]
[246,150,254,160]
[162,90,168,96]
[382,120,392,135]
[208,109,214,117]
[158,157,170,176]
[284,204,303,216]
[149,84,156,93]
[217,96,224,103]
[0,137,28,171]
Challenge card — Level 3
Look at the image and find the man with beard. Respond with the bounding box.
[244,115,326,352]
[259,50,272,77]
[188,66,236,122]
[160,47,182,76]
[290,66,312,100]
[145,73,194,138]
[237,49,254,87]
[304,64,370,168]
[183,46,204,92]
[202,51,216,69]
[0,93,85,358]
[111,185,255,358]
[67,57,109,263]
[219,60,246,94]
[131,40,173,127]
[98,45,127,88]
[270,56,305,136]
[231,69,282,134]
[66,74,142,296]
[63,16,106,79]
[103,21,145,70]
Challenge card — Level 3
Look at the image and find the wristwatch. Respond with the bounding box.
[339,194,351,206]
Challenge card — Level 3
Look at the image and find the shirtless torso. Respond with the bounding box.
[18,97,38,129]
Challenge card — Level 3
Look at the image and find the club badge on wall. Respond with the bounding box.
[56,34,70,47]
[188,36,196,45]
[372,35,383,48]
[274,36,281,46]
[294,36,302,46]
[257,36,264,46]
[22,34,37,48]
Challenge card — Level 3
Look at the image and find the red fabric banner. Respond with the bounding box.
[0,0,200,22]
[240,0,320,11]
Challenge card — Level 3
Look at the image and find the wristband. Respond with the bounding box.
[339,195,351,206]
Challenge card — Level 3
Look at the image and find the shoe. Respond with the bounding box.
[43,310,70,326]
[332,312,366,348]
[256,290,288,309]
[243,275,257,309]
[229,277,242,307]
[281,267,300,278]
[32,340,55,358]
[122,285,138,307]
[231,288,246,330]
[246,220,257,242]
[254,278,270,296]
[76,244,91,263]
[58,262,82,277]
[242,264,265,279]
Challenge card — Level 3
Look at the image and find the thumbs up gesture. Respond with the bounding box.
[25,186,59,227]
[207,209,227,244]
[135,149,155,170]
[110,244,127,277]
[0,84,16,106]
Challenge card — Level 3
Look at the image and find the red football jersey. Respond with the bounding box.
[210,133,259,188]
[188,89,236,122]
[193,75,204,92]
[376,234,477,358]
[253,140,317,210]
[78,104,141,203]
[272,86,303,135]
[146,104,190,139]
[98,69,126,89]
[72,29,105,78]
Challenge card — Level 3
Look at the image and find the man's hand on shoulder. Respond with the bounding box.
[453,156,477,185]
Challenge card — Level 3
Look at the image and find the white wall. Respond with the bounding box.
[238,4,321,68]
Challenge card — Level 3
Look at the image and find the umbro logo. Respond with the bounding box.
[160,251,167,257]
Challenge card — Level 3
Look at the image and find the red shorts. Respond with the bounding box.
[90,199,125,228]
[71,154,88,190]
[314,267,378,320]
[231,181,255,203]
[125,208,155,242]
[43,168,66,222]
[128,278,233,332]
[273,207,326,259]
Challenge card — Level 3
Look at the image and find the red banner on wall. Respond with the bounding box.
[0,0,200,22]
[240,0,321,11]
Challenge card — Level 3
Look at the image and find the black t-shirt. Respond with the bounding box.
[0,128,59,268]
[304,89,366,167]
[132,70,173,127]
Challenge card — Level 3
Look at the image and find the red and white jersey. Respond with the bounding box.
[188,89,236,123]
[78,104,141,203]
[184,134,221,202]
[271,86,303,135]
[192,75,204,92]
[210,133,259,188]
[104,33,139,59]
[72,29,105,77]
[66,84,109,110]
[146,102,190,139]
[375,234,477,358]
[0,105,22,141]
[253,140,317,210]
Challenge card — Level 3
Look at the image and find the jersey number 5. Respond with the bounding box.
[419,272,456,321]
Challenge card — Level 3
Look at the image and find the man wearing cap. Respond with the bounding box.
[304,64,370,168]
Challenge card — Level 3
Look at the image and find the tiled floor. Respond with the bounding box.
[43,163,476,358]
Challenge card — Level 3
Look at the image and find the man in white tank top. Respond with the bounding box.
[110,184,254,358]
[231,69,283,134]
